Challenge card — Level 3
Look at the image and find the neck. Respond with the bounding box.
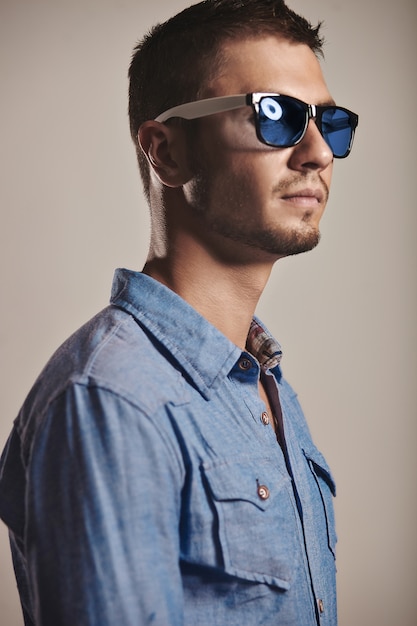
[143,231,276,349]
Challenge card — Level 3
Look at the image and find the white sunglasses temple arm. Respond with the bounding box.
[154,94,248,123]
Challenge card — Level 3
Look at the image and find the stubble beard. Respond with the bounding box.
[208,212,321,257]
[189,168,325,259]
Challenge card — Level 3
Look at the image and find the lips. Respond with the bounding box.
[281,188,324,204]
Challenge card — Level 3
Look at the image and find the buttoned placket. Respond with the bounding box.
[259,370,326,624]
[229,353,332,626]
[232,353,288,516]
[234,355,275,435]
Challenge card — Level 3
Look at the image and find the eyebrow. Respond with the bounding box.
[317,98,337,107]
[259,88,336,108]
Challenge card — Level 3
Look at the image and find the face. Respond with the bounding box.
[182,36,335,262]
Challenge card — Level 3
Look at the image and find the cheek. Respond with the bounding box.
[211,161,271,215]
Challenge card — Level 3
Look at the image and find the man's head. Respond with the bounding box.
[128,0,325,198]
[129,1,357,264]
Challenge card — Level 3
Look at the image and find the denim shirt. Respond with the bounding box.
[0,269,337,626]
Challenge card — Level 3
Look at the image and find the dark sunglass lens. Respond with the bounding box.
[258,96,306,147]
[321,108,353,158]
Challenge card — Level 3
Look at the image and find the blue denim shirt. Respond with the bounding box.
[0,269,337,626]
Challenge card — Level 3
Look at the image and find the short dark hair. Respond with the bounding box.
[128,0,324,197]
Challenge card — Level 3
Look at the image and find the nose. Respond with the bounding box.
[287,119,333,172]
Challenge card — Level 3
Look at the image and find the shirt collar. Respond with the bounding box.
[246,318,283,371]
[110,269,282,398]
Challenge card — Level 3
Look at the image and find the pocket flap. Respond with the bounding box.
[303,447,336,497]
[203,459,290,510]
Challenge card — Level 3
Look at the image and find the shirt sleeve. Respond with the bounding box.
[25,382,185,626]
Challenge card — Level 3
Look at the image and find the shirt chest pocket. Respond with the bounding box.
[180,459,301,590]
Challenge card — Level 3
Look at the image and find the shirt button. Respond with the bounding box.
[261,411,270,426]
[257,484,270,500]
[317,599,325,614]
[238,358,252,371]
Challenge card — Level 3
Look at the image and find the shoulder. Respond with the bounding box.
[15,305,187,454]
[39,305,181,396]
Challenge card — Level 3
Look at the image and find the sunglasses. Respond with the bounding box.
[155,92,359,159]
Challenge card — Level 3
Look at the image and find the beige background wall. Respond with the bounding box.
[0,0,416,624]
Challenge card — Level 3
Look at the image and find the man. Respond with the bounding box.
[0,1,358,625]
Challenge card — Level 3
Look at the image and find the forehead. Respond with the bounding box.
[205,36,332,105]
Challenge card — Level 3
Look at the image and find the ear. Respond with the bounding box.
[138,121,192,188]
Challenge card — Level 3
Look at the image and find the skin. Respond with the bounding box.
[139,36,334,352]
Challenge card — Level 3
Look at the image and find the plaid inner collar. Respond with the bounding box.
[246,319,283,371]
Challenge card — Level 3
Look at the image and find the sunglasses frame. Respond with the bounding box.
[155,92,358,158]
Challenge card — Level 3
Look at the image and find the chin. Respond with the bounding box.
[250,224,321,257]
[285,219,321,252]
